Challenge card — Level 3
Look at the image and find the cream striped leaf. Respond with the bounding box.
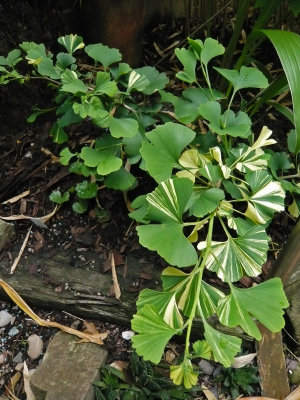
[197,225,269,282]
[245,170,285,223]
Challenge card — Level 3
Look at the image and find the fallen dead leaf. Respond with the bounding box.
[0,279,107,345]
[232,353,257,368]
[0,204,60,229]
[1,190,30,205]
[23,362,36,400]
[201,384,217,400]
[110,360,129,371]
[111,252,121,300]
[27,334,43,360]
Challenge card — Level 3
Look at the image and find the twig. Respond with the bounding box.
[10,224,32,274]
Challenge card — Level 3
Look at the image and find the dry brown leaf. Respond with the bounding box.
[83,321,101,335]
[23,362,36,400]
[4,372,21,397]
[163,40,180,52]
[0,204,60,229]
[231,353,257,368]
[201,384,217,400]
[2,190,30,205]
[153,41,164,56]
[0,279,106,345]
[111,252,121,300]
[110,360,129,371]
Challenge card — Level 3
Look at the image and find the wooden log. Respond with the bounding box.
[270,219,300,341]
[0,251,251,343]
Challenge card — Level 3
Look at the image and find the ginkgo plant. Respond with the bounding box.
[0,34,168,213]
[1,32,300,390]
[129,37,294,388]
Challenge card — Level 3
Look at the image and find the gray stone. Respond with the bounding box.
[13,351,23,363]
[0,220,15,252]
[30,331,107,400]
[8,326,19,337]
[0,310,12,327]
[198,359,214,375]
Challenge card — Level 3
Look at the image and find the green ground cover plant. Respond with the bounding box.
[1,29,300,389]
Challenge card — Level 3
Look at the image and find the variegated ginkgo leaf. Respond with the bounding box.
[236,148,269,172]
[210,146,231,178]
[197,225,269,282]
[251,126,276,150]
[136,289,183,329]
[244,170,285,224]
[137,178,198,267]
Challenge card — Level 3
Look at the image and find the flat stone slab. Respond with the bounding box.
[30,331,107,400]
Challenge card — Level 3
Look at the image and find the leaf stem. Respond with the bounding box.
[184,214,215,357]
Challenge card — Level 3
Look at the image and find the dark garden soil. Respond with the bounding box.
[0,1,299,399]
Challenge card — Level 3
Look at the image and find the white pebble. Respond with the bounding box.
[0,310,12,327]
[121,330,135,340]
[27,334,43,360]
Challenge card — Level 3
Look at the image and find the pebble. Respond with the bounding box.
[121,330,135,340]
[8,327,19,337]
[13,351,23,363]
[199,359,214,375]
[0,310,12,327]
[27,334,43,360]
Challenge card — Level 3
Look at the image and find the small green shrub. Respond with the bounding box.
[215,365,260,398]
[93,352,199,400]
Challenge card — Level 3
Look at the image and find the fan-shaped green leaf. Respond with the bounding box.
[200,38,225,67]
[214,66,268,92]
[189,188,225,218]
[134,66,168,94]
[85,43,122,69]
[58,34,84,54]
[175,47,197,83]
[217,278,289,339]
[94,71,118,96]
[140,123,196,182]
[137,223,198,267]
[104,167,136,190]
[131,304,180,364]
[108,117,139,138]
[203,321,241,367]
[61,70,87,94]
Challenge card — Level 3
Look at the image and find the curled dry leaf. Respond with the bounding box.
[23,362,36,400]
[1,190,30,205]
[0,279,107,345]
[0,204,60,229]
[27,334,43,360]
[231,352,257,368]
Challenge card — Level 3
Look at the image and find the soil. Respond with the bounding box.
[0,2,298,399]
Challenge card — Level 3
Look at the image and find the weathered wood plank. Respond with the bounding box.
[0,252,251,343]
